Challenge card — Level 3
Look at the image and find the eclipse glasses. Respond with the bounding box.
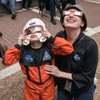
[63,11,83,17]
[23,25,46,44]
[25,25,44,35]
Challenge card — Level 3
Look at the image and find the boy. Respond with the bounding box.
[2,18,74,100]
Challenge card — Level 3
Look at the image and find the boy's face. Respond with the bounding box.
[25,25,44,42]
[30,29,39,42]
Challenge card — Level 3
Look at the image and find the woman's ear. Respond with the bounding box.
[62,23,64,25]
[81,21,84,27]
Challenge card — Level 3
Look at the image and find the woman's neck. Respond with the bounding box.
[66,28,81,45]
[30,41,43,49]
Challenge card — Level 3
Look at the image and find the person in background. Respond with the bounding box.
[0,32,8,57]
[44,4,98,100]
[22,0,32,11]
[2,18,73,100]
[0,0,16,19]
[38,0,62,25]
[60,0,76,10]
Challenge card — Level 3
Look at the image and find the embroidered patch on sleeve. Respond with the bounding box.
[74,54,81,61]
[24,54,34,62]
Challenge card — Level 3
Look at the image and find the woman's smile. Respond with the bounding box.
[67,18,76,23]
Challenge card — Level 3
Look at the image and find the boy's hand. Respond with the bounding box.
[42,31,51,39]
[18,32,27,46]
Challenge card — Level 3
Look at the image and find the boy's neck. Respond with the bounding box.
[30,41,43,49]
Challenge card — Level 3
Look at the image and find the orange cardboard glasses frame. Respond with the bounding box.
[63,11,83,17]
[25,25,44,35]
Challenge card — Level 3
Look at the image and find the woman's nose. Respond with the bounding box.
[69,12,74,17]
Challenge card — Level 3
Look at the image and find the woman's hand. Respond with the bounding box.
[44,65,73,80]
[44,65,61,77]
[18,32,27,46]
[42,31,51,39]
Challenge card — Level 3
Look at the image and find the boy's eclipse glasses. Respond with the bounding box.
[25,25,44,35]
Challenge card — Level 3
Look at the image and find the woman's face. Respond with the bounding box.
[63,9,84,30]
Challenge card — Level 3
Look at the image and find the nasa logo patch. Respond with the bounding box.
[24,54,34,62]
[74,54,81,61]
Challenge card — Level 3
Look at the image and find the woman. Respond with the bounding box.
[44,4,98,100]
